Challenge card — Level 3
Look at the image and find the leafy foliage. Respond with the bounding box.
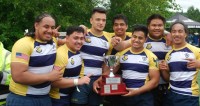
[0,0,181,50]
[106,0,179,31]
[186,6,200,23]
[0,0,94,50]
[184,6,200,33]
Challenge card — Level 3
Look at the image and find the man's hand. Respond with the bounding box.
[165,33,173,46]
[47,68,63,82]
[111,36,122,47]
[159,60,169,71]
[53,25,61,38]
[79,25,88,35]
[185,58,200,68]
[159,60,170,82]
[122,88,140,97]
[93,78,102,93]
[78,74,92,85]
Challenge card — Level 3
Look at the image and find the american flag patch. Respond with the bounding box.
[16,52,29,61]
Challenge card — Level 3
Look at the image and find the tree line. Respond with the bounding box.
[1,0,199,50]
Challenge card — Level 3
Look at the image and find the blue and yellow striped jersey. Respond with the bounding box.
[144,35,172,84]
[117,47,158,88]
[10,36,57,96]
[166,43,200,96]
[80,29,113,76]
[50,44,83,99]
[144,35,172,60]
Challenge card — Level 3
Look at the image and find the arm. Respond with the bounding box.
[164,31,173,46]
[56,25,88,46]
[11,62,63,85]
[123,68,160,96]
[52,26,66,46]
[51,75,91,88]
[79,25,88,35]
[57,39,66,46]
[112,38,131,51]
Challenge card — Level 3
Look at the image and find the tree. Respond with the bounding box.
[105,0,180,31]
[0,0,95,50]
[186,6,200,22]
[184,6,200,35]
[0,0,179,50]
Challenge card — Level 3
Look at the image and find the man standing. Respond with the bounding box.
[160,21,200,106]
[50,26,91,106]
[0,42,11,106]
[94,25,160,106]
[120,25,159,106]
[71,7,113,106]
[144,14,171,106]
[112,14,171,106]
[109,14,131,55]
[103,14,131,106]
[6,13,63,106]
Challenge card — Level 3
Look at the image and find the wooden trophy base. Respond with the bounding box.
[99,75,128,96]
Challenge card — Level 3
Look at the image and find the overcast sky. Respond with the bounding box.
[175,0,200,12]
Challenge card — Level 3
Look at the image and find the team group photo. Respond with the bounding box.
[1,0,200,106]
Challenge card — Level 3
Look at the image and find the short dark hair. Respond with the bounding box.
[132,25,148,37]
[112,14,128,25]
[147,14,166,26]
[66,26,84,36]
[169,21,188,34]
[91,7,106,16]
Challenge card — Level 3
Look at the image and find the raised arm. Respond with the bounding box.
[112,37,131,51]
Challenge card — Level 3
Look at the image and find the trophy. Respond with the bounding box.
[99,55,127,96]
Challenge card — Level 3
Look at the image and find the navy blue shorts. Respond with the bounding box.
[6,92,51,106]
[121,91,154,106]
[163,90,199,106]
[51,96,70,106]
[71,76,103,105]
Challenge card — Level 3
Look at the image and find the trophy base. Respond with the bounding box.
[99,83,127,96]
[99,75,128,96]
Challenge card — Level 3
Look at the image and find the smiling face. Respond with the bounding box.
[171,23,187,48]
[131,31,147,52]
[113,19,128,37]
[66,31,85,52]
[148,19,164,39]
[90,12,106,33]
[34,17,55,42]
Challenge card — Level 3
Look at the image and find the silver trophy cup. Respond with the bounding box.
[104,55,119,77]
